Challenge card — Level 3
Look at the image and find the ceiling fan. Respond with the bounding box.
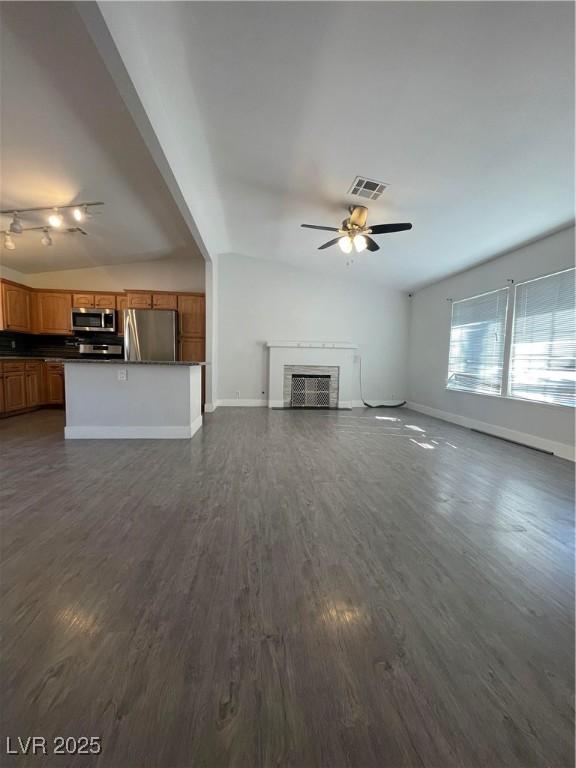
[301,205,412,253]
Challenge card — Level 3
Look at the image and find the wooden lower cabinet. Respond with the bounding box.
[0,359,64,416]
[4,372,27,412]
[25,364,42,408]
[45,363,65,405]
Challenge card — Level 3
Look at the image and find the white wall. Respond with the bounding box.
[217,254,409,405]
[0,256,204,292]
[408,226,575,460]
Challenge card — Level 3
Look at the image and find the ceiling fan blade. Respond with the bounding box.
[365,236,380,252]
[318,237,342,250]
[369,223,412,235]
[301,224,339,232]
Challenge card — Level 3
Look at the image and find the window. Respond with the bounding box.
[447,288,508,395]
[508,268,575,407]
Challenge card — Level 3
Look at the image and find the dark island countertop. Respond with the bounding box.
[55,359,206,366]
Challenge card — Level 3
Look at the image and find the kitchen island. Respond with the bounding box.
[62,360,204,439]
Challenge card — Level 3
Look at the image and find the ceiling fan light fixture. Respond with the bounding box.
[338,236,353,254]
[9,213,23,234]
[72,207,83,222]
[4,233,16,250]
[353,234,367,253]
[48,209,63,228]
[41,228,53,247]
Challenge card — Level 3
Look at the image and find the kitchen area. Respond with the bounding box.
[0,279,206,437]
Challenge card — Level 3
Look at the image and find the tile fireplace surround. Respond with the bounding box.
[266,341,358,409]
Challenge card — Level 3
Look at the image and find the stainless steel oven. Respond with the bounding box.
[71,307,116,333]
[78,343,123,358]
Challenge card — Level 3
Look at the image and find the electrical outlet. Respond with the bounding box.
[117,369,128,381]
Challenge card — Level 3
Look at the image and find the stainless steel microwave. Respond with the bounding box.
[71,307,116,333]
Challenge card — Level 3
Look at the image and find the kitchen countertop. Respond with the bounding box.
[0,356,205,365]
[0,355,68,361]
[55,359,205,366]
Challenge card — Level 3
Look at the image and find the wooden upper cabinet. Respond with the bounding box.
[127,293,152,309]
[1,282,30,332]
[153,293,177,310]
[94,294,116,308]
[72,293,94,308]
[71,293,115,308]
[178,295,205,338]
[35,292,71,335]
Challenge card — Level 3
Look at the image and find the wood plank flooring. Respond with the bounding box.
[0,407,574,768]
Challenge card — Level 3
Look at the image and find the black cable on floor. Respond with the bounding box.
[359,355,407,408]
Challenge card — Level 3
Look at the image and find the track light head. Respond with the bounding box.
[9,213,23,235]
[4,233,16,250]
[48,209,63,228]
[41,228,53,247]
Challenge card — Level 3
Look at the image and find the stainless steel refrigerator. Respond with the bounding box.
[124,309,177,361]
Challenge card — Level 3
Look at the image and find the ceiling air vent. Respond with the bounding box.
[348,176,388,200]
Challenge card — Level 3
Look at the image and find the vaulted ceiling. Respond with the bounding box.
[96,0,574,289]
[2,2,573,289]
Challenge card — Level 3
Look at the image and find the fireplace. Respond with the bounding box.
[284,365,339,408]
[267,342,357,409]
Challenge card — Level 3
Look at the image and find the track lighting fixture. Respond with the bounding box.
[9,213,23,234]
[0,202,103,250]
[1,202,103,232]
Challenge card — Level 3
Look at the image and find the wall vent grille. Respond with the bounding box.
[348,176,387,200]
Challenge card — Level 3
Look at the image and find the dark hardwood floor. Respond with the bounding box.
[0,407,574,768]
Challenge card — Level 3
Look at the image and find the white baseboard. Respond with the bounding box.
[65,415,203,440]
[217,399,267,407]
[407,401,575,461]
[204,402,216,413]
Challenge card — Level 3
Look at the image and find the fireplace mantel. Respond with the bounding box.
[266,341,358,409]
[266,341,357,349]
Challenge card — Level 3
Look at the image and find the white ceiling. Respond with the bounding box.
[97,0,574,290]
[0,2,204,274]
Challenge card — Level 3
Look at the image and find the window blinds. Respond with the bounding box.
[447,288,508,395]
[509,268,575,407]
